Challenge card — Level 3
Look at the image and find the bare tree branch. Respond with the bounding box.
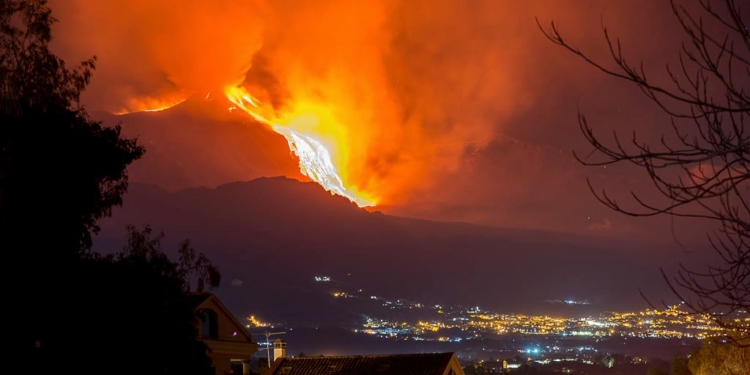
[540,0,750,345]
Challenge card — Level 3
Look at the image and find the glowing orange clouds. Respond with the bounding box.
[49,0,617,207]
[51,0,267,114]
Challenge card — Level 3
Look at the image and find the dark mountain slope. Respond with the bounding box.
[91,95,303,191]
[96,177,678,326]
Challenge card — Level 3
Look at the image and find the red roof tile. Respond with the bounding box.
[267,352,457,375]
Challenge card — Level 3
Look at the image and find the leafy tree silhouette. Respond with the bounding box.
[2,2,224,374]
[689,338,750,375]
[1,0,143,256]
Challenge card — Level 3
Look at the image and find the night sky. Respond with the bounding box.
[47,0,723,270]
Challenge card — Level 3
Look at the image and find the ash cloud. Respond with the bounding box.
[49,0,682,235]
[50,0,267,113]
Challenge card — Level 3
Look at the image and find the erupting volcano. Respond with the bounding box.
[52,0,540,211]
[225,86,375,207]
[114,85,376,207]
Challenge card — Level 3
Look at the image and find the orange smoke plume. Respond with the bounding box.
[49,0,605,207]
[51,0,267,113]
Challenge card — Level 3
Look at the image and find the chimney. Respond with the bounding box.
[273,339,286,361]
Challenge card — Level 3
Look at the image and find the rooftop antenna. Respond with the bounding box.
[252,331,287,368]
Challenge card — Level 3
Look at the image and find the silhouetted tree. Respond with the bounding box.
[464,365,497,375]
[3,0,145,368]
[3,1,144,367]
[2,3,225,374]
[34,225,220,375]
[513,363,548,375]
[671,354,691,375]
[514,364,531,375]
[689,339,750,375]
[539,0,749,344]
[257,357,270,375]
[119,224,221,292]
[464,365,480,375]
[648,367,669,375]
[1,0,143,255]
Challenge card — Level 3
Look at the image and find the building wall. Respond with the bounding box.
[444,355,468,375]
[198,298,251,343]
[196,297,257,375]
[210,351,246,375]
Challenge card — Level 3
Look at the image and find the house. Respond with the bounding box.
[266,352,466,375]
[187,293,259,375]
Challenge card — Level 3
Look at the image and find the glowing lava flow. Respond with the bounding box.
[225,86,374,207]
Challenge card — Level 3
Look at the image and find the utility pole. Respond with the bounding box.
[252,331,287,368]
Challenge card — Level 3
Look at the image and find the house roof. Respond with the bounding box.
[267,352,457,375]
[186,292,256,343]
[185,292,214,309]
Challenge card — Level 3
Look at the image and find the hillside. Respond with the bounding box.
[94,177,682,327]
[91,95,304,191]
